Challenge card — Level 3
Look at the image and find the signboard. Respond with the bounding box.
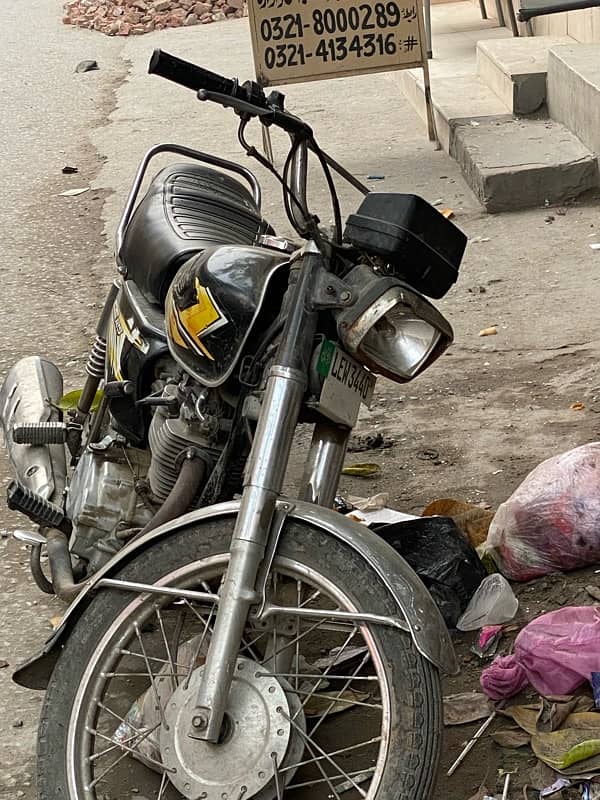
[248,0,428,87]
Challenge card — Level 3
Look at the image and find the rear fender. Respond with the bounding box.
[14,500,458,689]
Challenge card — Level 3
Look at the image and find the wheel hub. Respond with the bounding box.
[160,657,292,800]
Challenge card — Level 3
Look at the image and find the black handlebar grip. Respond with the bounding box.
[148,49,237,96]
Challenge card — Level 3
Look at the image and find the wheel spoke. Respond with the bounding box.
[155,605,178,691]
[280,736,382,774]
[86,722,165,789]
[310,651,372,737]
[294,626,359,720]
[280,709,368,798]
[272,752,283,800]
[133,623,169,730]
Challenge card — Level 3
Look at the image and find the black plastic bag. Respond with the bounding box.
[375,517,488,628]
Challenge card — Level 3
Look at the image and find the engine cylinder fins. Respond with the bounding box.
[7,480,71,534]
[148,413,216,504]
[85,335,107,380]
[13,422,68,445]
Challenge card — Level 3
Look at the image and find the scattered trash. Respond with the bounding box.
[421,497,495,549]
[341,462,381,477]
[467,785,493,800]
[501,773,511,800]
[59,187,90,197]
[75,59,99,73]
[440,208,455,219]
[377,516,487,627]
[457,575,518,632]
[432,198,444,206]
[0,659,8,669]
[590,243,600,251]
[416,448,439,461]
[314,645,368,670]
[447,707,499,776]
[12,720,23,728]
[540,778,573,797]
[479,326,498,336]
[346,506,418,526]
[545,215,555,224]
[349,493,388,512]
[481,606,600,700]
[61,165,78,174]
[485,442,600,581]
[443,691,490,726]
[592,672,600,708]
[571,402,586,410]
[347,432,394,452]
[366,175,385,180]
[471,236,490,243]
[49,616,63,630]
[470,120,481,127]
[472,624,504,658]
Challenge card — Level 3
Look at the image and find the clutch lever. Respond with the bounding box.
[197,89,312,137]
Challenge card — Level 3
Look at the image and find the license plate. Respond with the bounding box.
[315,340,376,427]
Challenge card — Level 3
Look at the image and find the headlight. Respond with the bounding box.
[335,265,453,383]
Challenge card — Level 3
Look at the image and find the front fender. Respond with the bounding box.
[14,500,458,689]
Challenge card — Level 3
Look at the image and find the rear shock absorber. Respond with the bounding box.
[75,282,119,422]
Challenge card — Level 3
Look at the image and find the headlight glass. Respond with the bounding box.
[335,268,453,383]
[360,307,441,377]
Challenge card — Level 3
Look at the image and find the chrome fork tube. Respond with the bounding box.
[299,423,350,508]
[190,243,321,743]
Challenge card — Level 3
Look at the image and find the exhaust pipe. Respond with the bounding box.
[0,357,67,502]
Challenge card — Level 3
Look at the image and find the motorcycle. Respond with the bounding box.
[1,49,466,800]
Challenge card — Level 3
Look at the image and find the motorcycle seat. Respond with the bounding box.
[119,163,264,306]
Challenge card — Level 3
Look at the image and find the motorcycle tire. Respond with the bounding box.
[38,517,442,800]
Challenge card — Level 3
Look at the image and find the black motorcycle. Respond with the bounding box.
[1,49,465,800]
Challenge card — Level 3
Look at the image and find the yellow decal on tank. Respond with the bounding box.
[169,279,228,361]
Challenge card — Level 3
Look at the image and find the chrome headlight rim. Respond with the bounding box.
[335,266,454,382]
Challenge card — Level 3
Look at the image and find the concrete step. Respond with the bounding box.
[548,44,600,154]
[452,116,599,211]
[393,68,509,151]
[477,35,573,114]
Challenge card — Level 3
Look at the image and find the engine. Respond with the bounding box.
[66,380,237,573]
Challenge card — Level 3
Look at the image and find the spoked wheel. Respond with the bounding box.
[38,519,442,800]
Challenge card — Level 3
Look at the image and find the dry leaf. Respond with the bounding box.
[570,402,585,411]
[50,616,63,629]
[444,691,490,726]
[440,208,455,219]
[305,689,370,717]
[479,326,497,337]
[422,498,494,548]
[491,728,531,748]
[59,187,90,197]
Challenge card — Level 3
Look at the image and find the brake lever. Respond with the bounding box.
[197,89,312,137]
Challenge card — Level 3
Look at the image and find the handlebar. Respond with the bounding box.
[149,49,239,98]
[148,49,311,137]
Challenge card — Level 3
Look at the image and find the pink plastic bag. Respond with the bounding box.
[486,443,600,581]
[481,606,600,700]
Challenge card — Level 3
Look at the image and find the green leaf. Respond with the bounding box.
[58,389,104,413]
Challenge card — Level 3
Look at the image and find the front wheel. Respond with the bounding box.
[38,518,442,800]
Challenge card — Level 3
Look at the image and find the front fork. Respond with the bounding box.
[190,242,325,742]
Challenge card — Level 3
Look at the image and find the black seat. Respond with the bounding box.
[120,163,264,306]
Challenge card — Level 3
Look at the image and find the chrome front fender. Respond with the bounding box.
[14,499,458,689]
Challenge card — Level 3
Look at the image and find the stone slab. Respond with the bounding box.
[548,43,600,154]
[451,116,598,212]
[394,69,508,151]
[477,35,573,114]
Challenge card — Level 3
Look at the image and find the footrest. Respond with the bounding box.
[13,422,68,445]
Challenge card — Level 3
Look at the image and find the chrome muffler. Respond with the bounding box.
[0,357,67,502]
